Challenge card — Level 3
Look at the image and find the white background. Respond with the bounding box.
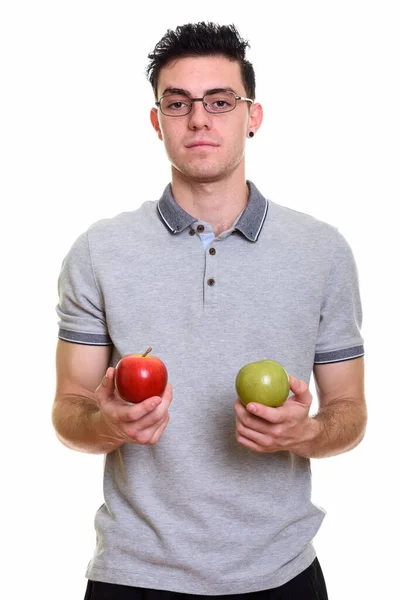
[1,1,399,599]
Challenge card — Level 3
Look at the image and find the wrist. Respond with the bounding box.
[291,416,322,458]
[93,410,124,453]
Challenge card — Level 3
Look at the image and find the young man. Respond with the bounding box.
[52,22,367,600]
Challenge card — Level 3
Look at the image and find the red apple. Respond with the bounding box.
[115,347,168,403]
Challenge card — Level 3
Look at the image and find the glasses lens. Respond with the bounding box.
[160,95,191,116]
[204,91,236,113]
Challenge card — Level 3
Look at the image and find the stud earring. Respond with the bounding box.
[249,131,254,138]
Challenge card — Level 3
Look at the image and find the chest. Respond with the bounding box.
[97,237,326,379]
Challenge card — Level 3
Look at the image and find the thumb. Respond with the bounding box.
[163,383,173,404]
[96,367,115,403]
[288,376,312,405]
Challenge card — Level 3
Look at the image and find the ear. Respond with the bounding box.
[150,108,163,141]
[248,102,263,136]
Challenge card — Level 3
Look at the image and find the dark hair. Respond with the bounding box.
[146,22,256,101]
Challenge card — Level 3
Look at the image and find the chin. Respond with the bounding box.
[186,171,223,183]
[173,161,233,183]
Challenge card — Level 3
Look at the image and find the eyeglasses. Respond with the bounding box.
[155,90,254,117]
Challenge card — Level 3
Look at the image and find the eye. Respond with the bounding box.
[168,101,189,110]
[205,92,236,112]
[213,100,229,108]
[161,95,191,113]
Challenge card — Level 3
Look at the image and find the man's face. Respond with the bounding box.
[150,55,261,183]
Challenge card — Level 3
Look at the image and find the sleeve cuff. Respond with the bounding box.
[314,345,364,364]
[58,328,112,346]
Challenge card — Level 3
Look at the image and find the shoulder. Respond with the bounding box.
[86,200,157,243]
[268,200,337,237]
[267,200,340,251]
[61,200,159,265]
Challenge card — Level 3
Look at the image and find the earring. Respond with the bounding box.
[249,131,254,138]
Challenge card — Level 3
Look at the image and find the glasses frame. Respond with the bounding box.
[155,90,254,117]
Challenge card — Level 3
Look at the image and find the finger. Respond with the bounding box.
[289,375,306,394]
[126,402,169,432]
[124,410,170,445]
[236,397,286,424]
[244,377,312,420]
[149,412,171,444]
[131,383,172,419]
[288,376,313,406]
[234,398,248,417]
[118,383,172,425]
[96,368,116,406]
[161,383,173,407]
[236,413,282,448]
[116,394,164,423]
[236,413,282,439]
[235,400,271,430]
[236,429,273,453]
[245,402,285,424]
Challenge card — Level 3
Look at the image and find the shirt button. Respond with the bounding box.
[197,224,205,232]
[209,248,216,255]
[207,278,215,286]
[189,229,195,236]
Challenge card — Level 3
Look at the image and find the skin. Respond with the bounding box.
[150,55,263,237]
[234,366,367,458]
[52,342,172,454]
[149,54,367,459]
[53,54,367,458]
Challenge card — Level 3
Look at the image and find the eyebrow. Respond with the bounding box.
[160,86,237,98]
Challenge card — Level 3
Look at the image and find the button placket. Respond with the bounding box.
[204,238,218,308]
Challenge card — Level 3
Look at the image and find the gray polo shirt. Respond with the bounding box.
[56,180,364,594]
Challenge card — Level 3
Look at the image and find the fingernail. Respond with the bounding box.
[249,404,257,413]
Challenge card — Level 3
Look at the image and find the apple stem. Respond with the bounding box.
[142,347,152,358]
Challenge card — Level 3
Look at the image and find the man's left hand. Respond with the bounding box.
[234,376,318,455]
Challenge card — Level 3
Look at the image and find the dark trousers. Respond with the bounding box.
[84,557,328,599]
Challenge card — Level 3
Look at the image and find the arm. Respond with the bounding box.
[52,340,173,454]
[305,356,367,458]
[234,357,367,459]
[52,340,121,454]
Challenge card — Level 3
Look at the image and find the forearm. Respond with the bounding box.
[294,399,368,459]
[52,394,123,454]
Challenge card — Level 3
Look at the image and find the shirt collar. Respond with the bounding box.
[156,180,268,242]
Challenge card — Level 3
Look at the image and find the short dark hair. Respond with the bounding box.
[146,22,256,101]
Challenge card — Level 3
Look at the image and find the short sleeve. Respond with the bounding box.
[56,231,112,346]
[314,229,364,364]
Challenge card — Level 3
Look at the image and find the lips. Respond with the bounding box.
[186,140,219,148]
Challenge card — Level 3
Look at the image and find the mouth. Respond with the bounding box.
[186,141,219,148]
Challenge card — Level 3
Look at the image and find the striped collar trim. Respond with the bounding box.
[157,180,268,242]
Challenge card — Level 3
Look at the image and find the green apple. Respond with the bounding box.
[235,359,290,408]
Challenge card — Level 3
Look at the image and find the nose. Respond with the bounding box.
[187,100,213,130]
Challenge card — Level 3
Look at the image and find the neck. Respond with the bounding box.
[170,165,249,237]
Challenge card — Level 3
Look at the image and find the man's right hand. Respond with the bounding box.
[95,367,173,447]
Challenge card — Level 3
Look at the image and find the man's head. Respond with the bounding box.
[147,22,263,183]
[146,22,256,101]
